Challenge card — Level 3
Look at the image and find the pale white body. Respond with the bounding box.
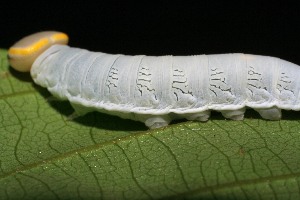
[31,44,300,128]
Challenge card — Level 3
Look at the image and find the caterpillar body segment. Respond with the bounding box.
[8,31,300,129]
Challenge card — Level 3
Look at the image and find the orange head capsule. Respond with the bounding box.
[8,31,69,72]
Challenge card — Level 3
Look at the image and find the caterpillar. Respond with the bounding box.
[8,31,300,129]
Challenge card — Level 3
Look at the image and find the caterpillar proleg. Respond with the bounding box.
[8,31,300,129]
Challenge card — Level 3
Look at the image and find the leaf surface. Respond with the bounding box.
[0,49,299,199]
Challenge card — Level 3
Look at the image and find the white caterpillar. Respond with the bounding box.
[8,31,300,129]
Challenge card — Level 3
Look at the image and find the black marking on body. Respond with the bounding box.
[209,67,232,97]
[247,66,267,95]
[136,64,157,100]
[172,68,193,101]
[106,67,119,93]
[277,72,294,94]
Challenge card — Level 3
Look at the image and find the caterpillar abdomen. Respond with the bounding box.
[8,31,300,129]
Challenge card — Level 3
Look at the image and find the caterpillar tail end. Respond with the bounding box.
[8,31,69,72]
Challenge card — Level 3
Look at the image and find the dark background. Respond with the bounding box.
[1,1,300,64]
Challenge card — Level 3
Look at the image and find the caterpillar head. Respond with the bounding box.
[8,31,69,72]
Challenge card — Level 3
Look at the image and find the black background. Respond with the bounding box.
[1,1,300,64]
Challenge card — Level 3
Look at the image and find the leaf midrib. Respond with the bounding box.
[1,123,299,196]
[0,126,154,180]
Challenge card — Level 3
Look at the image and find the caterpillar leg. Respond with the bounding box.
[66,112,79,121]
[254,107,282,120]
[70,102,93,116]
[144,115,171,129]
[185,110,211,121]
[220,108,246,120]
[46,96,60,102]
[66,103,91,121]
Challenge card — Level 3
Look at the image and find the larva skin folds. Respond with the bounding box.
[9,32,300,129]
[31,45,300,129]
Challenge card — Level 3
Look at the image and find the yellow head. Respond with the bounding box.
[8,31,69,72]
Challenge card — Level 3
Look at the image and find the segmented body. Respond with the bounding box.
[30,44,300,128]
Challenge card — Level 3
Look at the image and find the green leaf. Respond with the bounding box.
[0,48,300,199]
